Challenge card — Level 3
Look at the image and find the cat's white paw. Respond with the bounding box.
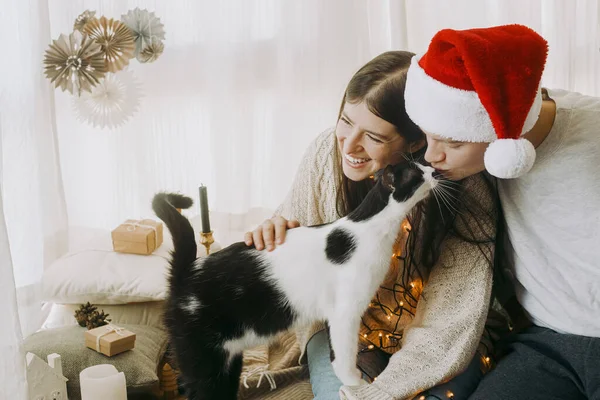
[331,360,363,386]
[355,378,369,386]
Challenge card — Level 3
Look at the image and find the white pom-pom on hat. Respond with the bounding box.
[484,138,536,179]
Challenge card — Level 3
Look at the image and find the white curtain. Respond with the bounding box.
[2,1,599,398]
[0,138,28,400]
[1,0,67,397]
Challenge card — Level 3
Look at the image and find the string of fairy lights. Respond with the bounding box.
[356,220,496,399]
[358,221,417,353]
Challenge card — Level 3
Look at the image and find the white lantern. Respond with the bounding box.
[79,364,127,400]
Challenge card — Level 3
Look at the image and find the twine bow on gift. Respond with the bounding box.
[123,221,157,235]
[95,324,127,352]
[242,364,277,391]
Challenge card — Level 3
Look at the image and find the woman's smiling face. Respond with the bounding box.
[336,101,417,181]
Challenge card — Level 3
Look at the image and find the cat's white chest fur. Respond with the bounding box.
[260,204,402,324]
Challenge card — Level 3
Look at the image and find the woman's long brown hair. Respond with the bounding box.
[335,51,423,217]
[333,51,499,292]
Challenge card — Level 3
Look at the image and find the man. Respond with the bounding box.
[404,24,600,400]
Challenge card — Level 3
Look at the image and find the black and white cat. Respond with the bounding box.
[152,162,437,400]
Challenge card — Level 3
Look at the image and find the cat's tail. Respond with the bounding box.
[152,192,197,272]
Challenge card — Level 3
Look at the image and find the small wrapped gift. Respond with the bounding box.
[84,324,136,357]
[111,219,163,255]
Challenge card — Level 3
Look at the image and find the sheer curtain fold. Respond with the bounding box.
[1,1,599,398]
[0,121,29,400]
[1,0,67,398]
[0,197,28,400]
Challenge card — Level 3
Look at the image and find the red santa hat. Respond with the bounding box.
[405,24,549,179]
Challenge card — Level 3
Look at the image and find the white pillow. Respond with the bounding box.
[42,230,173,305]
[42,250,170,304]
[43,210,268,305]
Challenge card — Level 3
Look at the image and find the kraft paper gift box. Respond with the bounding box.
[111,219,163,255]
[84,325,136,357]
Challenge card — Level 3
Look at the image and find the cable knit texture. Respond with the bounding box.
[240,128,497,400]
[274,128,341,227]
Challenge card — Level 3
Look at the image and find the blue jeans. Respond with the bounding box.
[307,330,484,400]
[307,330,344,399]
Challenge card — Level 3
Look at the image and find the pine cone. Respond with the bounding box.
[74,302,97,327]
[86,310,111,330]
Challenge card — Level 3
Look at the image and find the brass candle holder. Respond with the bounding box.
[199,231,214,255]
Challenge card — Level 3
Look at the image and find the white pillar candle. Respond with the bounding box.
[80,364,127,400]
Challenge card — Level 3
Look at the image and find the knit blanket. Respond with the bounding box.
[239,332,313,400]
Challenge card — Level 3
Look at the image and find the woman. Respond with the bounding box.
[242,50,506,400]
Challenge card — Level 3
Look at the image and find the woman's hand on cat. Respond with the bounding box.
[244,216,300,251]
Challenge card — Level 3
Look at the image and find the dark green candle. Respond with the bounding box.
[199,185,211,233]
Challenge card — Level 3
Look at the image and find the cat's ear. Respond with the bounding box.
[377,165,395,191]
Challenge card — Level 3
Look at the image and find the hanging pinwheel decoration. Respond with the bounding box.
[43,8,166,129]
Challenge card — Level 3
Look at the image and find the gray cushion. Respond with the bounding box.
[23,324,168,400]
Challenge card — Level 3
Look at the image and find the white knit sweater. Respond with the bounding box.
[276,129,496,400]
